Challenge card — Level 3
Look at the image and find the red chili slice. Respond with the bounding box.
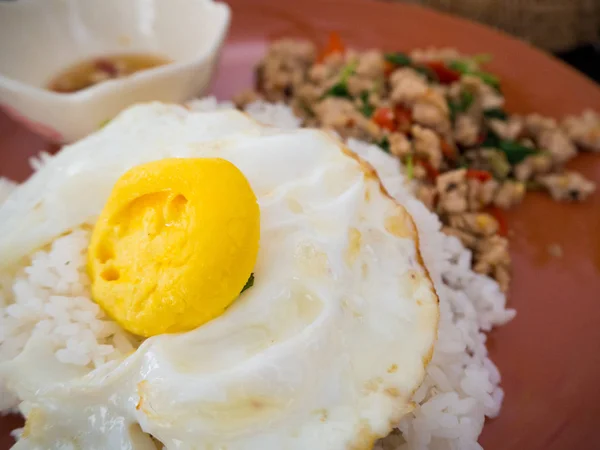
[394,105,413,133]
[423,61,461,84]
[440,139,457,161]
[372,107,396,131]
[466,169,493,182]
[317,31,345,63]
[416,159,439,182]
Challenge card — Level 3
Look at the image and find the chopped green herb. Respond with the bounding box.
[384,52,412,66]
[472,71,500,89]
[413,65,439,83]
[405,154,414,180]
[448,100,459,123]
[378,136,391,153]
[480,129,501,148]
[322,60,358,99]
[359,103,375,117]
[497,140,538,165]
[324,83,351,99]
[448,60,471,73]
[241,273,255,293]
[340,60,358,81]
[448,90,475,122]
[486,150,511,179]
[448,60,501,89]
[483,108,508,121]
[99,118,111,129]
[358,91,375,117]
[460,91,475,111]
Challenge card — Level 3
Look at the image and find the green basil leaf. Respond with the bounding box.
[472,71,500,89]
[241,273,255,293]
[339,60,358,82]
[378,136,391,154]
[448,60,471,73]
[322,60,358,99]
[448,60,501,89]
[413,65,439,83]
[448,90,474,122]
[483,108,508,121]
[480,129,501,148]
[460,91,474,111]
[359,91,375,117]
[448,100,459,123]
[498,140,538,165]
[384,52,412,66]
[324,83,351,99]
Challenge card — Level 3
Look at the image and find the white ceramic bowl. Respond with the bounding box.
[0,0,230,143]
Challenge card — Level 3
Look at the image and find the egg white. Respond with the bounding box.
[0,103,438,450]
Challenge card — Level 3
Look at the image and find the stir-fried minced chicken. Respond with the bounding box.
[236,35,599,291]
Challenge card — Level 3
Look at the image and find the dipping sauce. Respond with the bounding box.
[47,53,171,94]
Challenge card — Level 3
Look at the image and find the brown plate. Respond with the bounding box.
[1,0,600,448]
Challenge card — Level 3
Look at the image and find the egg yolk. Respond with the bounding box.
[87,158,260,337]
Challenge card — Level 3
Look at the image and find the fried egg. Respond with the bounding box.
[0,103,438,450]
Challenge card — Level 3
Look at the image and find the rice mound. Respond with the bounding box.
[0,98,515,450]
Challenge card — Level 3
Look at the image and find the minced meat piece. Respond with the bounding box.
[537,172,596,201]
[412,125,442,169]
[389,68,429,105]
[474,235,511,292]
[454,114,480,147]
[537,128,577,165]
[561,109,600,152]
[447,212,499,237]
[513,153,553,181]
[355,50,385,78]
[413,99,452,135]
[257,39,316,102]
[295,83,325,106]
[524,113,557,135]
[313,97,381,141]
[441,226,479,249]
[347,75,379,97]
[493,265,511,293]
[436,169,468,214]
[415,184,437,210]
[494,180,526,209]
[488,116,523,141]
[524,114,576,164]
[461,75,504,111]
[389,132,412,159]
[412,164,428,181]
[467,178,500,211]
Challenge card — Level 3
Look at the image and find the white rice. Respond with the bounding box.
[0,98,515,449]
[0,178,17,206]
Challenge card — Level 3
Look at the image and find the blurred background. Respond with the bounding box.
[387,0,600,82]
[1,0,598,82]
